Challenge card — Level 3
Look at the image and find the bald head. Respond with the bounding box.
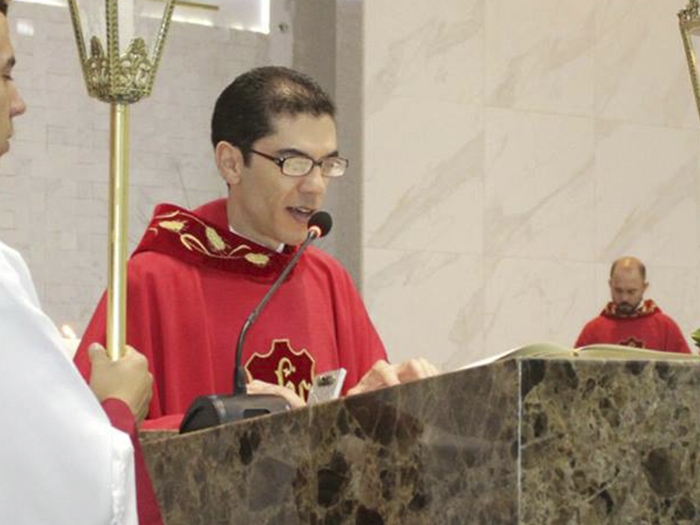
[608,257,648,314]
[610,256,646,281]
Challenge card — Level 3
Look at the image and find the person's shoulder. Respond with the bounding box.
[0,240,32,285]
[584,314,607,326]
[138,199,228,240]
[305,245,348,273]
[649,304,682,325]
[0,240,24,267]
[192,198,228,228]
[302,246,359,289]
[128,249,195,279]
[579,314,612,336]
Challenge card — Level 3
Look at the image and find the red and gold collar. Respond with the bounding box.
[133,202,298,279]
[601,299,658,319]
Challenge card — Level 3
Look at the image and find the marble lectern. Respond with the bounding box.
[141,358,700,524]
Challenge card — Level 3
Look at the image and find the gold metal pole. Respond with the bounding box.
[66,0,176,361]
[106,103,130,361]
[679,1,700,125]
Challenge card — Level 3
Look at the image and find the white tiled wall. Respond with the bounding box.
[0,2,272,333]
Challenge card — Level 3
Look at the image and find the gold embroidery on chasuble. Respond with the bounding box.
[245,339,315,401]
[147,209,272,267]
[245,252,271,267]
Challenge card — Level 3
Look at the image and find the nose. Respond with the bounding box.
[298,165,328,195]
[10,82,26,118]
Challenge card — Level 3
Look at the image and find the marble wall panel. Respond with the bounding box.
[594,121,699,267]
[595,0,697,129]
[363,248,484,370]
[364,0,483,110]
[364,99,484,254]
[482,259,596,363]
[363,0,700,365]
[484,0,596,114]
[484,108,596,260]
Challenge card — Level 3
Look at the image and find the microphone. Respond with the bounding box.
[180,211,333,433]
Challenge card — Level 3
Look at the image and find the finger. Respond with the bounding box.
[88,342,107,363]
[373,360,400,387]
[424,359,440,376]
[248,380,305,409]
[347,360,399,396]
[395,358,437,383]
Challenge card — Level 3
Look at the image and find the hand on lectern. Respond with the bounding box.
[347,358,439,396]
[246,379,306,409]
[88,343,154,422]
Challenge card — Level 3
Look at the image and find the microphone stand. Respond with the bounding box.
[233,227,321,395]
[180,220,329,433]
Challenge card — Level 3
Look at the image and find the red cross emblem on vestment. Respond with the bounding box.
[245,339,315,400]
[619,337,644,348]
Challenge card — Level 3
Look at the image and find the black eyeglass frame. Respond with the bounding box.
[248,148,349,178]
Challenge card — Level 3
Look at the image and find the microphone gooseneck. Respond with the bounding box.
[232,211,333,395]
[180,211,334,433]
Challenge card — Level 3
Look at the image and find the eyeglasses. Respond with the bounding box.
[249,148,349,178]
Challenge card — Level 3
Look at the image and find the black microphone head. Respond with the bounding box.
[308,211,333,238]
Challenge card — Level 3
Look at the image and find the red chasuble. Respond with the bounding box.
[575,299,691,354]
[75,199,387,429]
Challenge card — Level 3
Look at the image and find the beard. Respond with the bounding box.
[616,301,639,315]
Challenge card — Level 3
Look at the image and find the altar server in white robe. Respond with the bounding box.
[0,1,155,523]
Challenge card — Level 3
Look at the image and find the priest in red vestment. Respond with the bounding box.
[75,66,437,430]
[575,256,691,354]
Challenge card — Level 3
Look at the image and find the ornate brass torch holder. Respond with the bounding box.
[679,0,700,124]
[67,0,176,360]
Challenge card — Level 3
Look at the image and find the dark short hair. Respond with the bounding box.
[0,1,8,16]
[211,66,335,163]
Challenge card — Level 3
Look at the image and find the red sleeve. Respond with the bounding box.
[663,316,692,354]
[101,399,164,525]
[575,321,595,348]
[330,262,387,392]
[75,268,185,430]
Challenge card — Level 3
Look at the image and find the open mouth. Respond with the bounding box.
[287,206,316,222]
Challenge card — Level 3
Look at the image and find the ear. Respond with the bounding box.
[215,141,245,186]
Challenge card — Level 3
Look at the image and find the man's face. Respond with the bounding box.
[225,113,337,248]
[0,14,25,157]
[609,270,648,315]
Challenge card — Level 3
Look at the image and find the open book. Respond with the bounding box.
[460,342,700,370]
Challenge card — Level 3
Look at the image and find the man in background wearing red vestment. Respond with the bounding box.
[575,256,691,354]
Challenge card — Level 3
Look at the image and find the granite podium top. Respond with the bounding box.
[141,357,700,525]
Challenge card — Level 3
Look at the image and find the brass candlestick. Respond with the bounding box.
[679,0,700,124]
[67,0,176,360]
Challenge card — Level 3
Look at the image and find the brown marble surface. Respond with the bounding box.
[520,359,700,524]
[141,359,700,524]
[142,362,518,524]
